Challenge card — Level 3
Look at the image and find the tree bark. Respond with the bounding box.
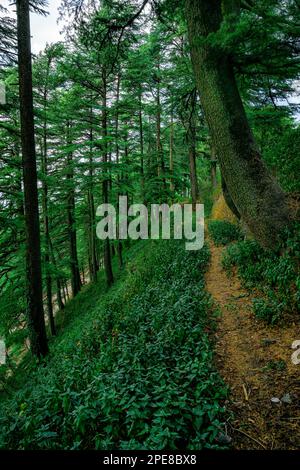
[41,145,56,335]
[156,62,166,190]
[56,279,64,311]
[210,143,218,189]
[139,87,145,201]
[185,0,291,248]
[41,56,56,336]
[87,105,98,283]
[102,73,114,286]
[169,101,175,197]
[221,174,241,219]
[16,0,48,357]
[48,237,64,311]
[186,92,199,211]
[66,122,81,297]
[115,75,123,268]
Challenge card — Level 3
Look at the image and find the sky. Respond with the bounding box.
[3,0,63,54]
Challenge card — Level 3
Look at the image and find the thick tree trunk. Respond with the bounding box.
[102,74,114,287]
[17,0,48,357]
[221,174,240,220]
[210,143,218,189]
[185,0,291,247]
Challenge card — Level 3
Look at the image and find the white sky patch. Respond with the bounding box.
[288,80,300,104]
[30,0,63,53]
[2,0,63,54]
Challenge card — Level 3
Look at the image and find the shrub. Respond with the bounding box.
[208,220,242,246]
[221,240,265,284]
[252,297,282,325]
[222,224,300,323]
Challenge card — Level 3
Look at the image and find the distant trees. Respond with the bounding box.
[1,0,299,360]
[0,5,17,66]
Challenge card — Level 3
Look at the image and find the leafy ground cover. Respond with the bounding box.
[221,224,300,324]
[0,240,228,450]
[208,220,242,246]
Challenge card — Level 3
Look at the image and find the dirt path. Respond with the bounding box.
[205,242,300,450]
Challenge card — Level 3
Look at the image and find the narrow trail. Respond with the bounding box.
[205,241,300,450]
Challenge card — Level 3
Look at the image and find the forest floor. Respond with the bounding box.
[206,241,300,450]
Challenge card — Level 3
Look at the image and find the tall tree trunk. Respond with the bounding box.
[48,237,64,311]
[156,62,166,190]
[62,284,67,304]
[186,92,199,210]
[16,0,48,357]
[87,190,98,282]
[169,103,175,196]
[41,59,56,336]
[13,139,24,218]
[66,122,81,297]
[56,278,64,311]
[87,105,98,283]
[139,87,145,201]
[185,0,291,248]
[188,132,198,211]
[102,73,114,286]
[63,282,69,302]
[115,74,123,268]
[41,145,56,336]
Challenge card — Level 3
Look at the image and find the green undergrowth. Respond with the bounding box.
[221,224,300,325]
[208,220,242,246]
[0,239,228,450]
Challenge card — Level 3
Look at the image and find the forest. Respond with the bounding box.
[0,0,300,455]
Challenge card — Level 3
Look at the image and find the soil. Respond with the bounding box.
[205,241,300,450]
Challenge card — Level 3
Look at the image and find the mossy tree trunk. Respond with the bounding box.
[185,0,291,248]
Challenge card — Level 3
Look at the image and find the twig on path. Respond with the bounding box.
[232,427,267,449]
[280,417,300,420]
[242,384,249,401]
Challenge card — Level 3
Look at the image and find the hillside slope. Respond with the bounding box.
[0,240,228,450]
